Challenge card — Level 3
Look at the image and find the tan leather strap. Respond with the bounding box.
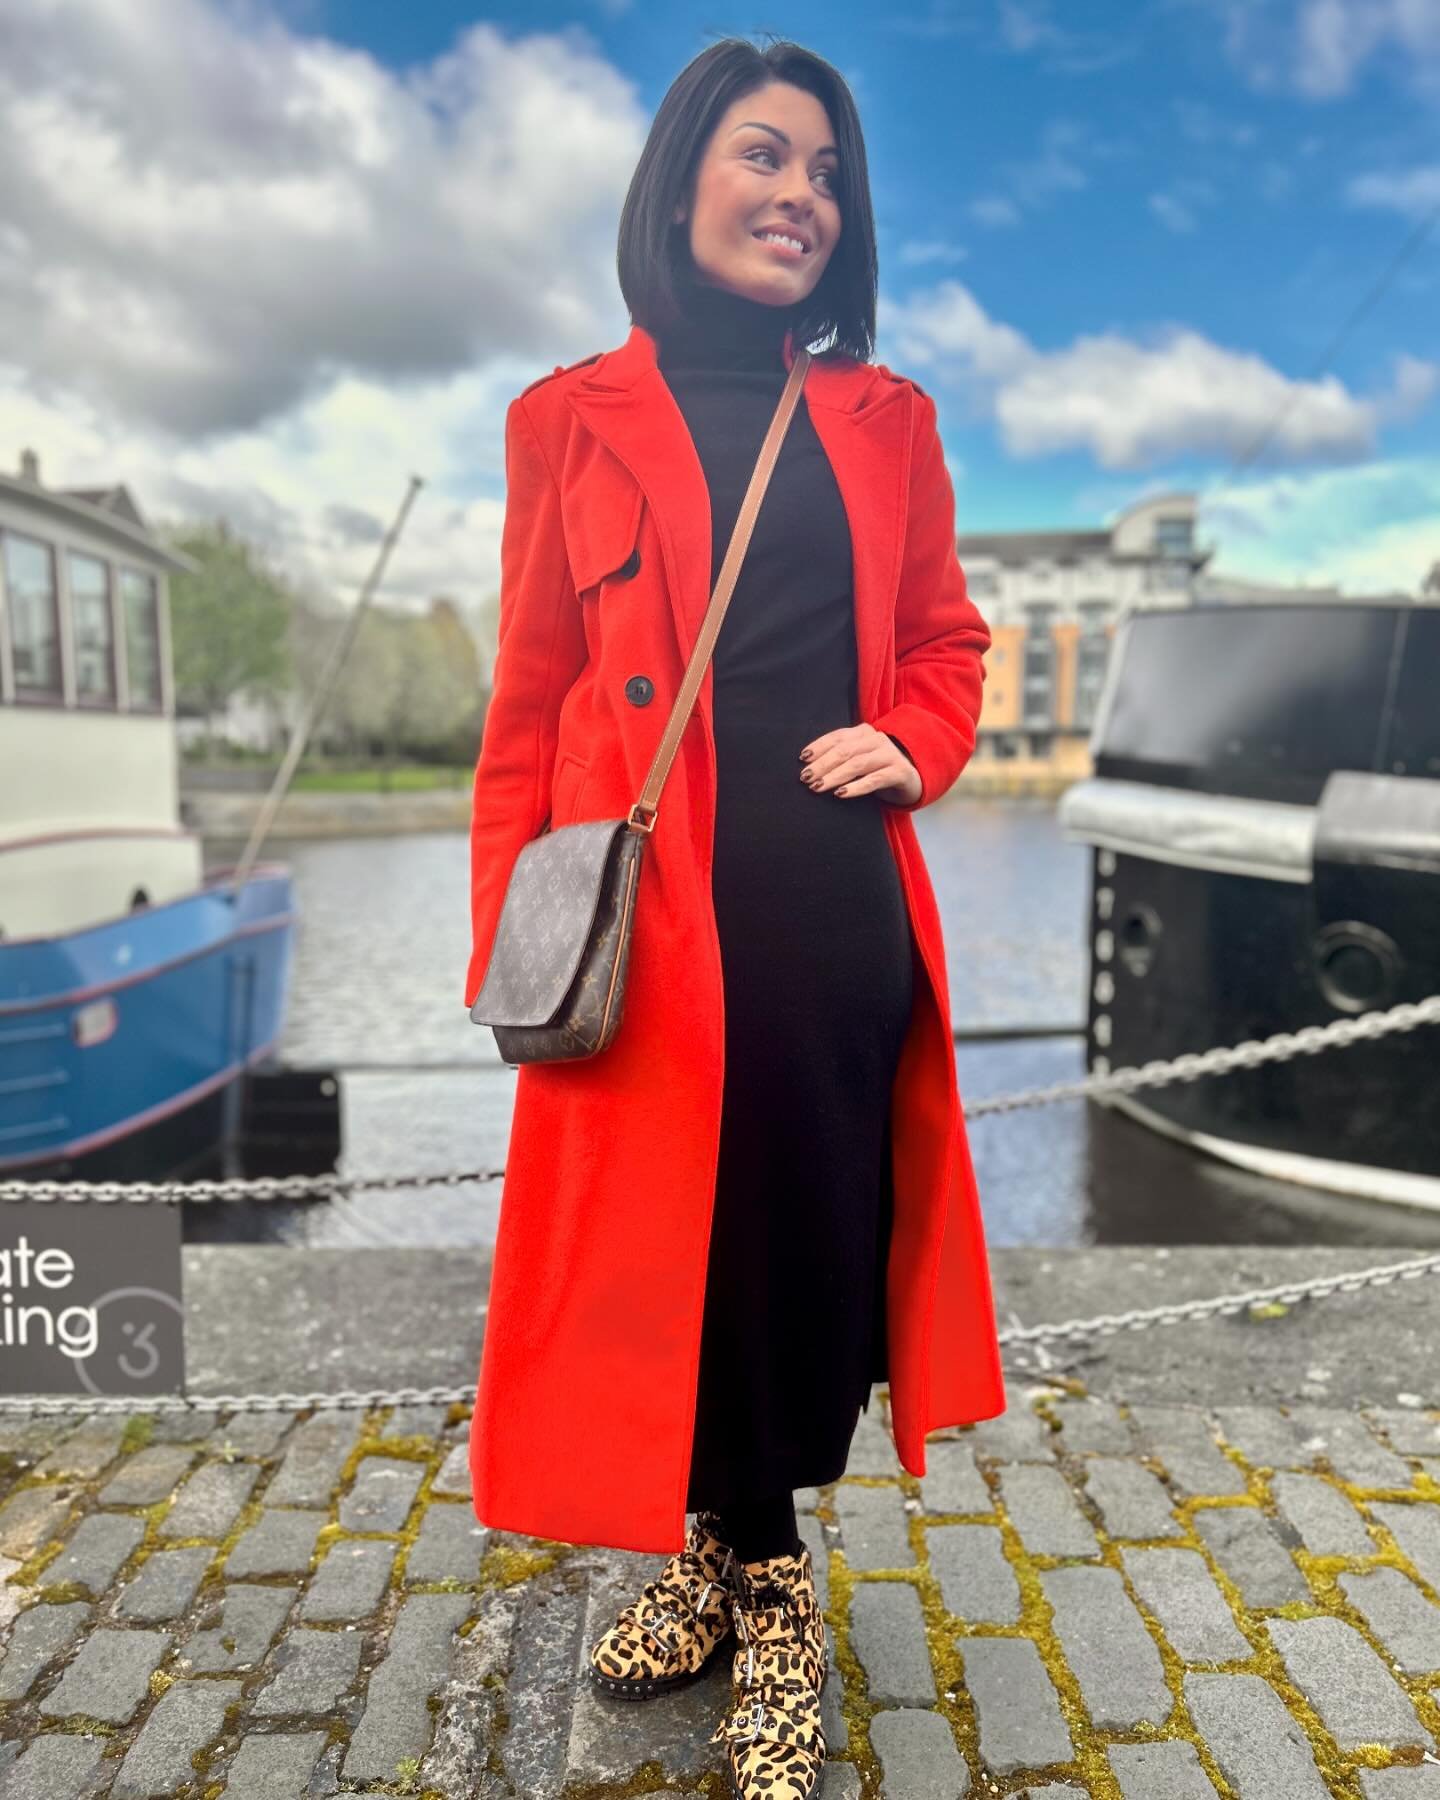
[627,347,812,832]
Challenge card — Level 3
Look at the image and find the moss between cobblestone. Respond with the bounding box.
[974,1484,1130,1797]
[869,1385,1440,1799]
[118,1413,155,1456]
[479,1540,564,1590]
[187,1490,283,1598]
[44,1713,120,1738]
[1187,1528,1367,1796]
[12,1535,73,1589]
[907,1483,986,1792]
[561,1757,724,1797]
[190,1696,246,1780]
[1299,1468,1440,1773]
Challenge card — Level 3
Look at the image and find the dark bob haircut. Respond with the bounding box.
[617,36,877,365]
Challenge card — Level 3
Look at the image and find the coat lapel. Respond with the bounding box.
[566,322,914,723]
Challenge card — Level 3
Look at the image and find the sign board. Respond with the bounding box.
[0,1199,184,1397]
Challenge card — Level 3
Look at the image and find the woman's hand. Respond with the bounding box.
[798,723,923,806]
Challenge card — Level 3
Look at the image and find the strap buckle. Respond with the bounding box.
[627,802,657,834]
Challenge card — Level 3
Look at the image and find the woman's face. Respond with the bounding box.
[674,80,842,307]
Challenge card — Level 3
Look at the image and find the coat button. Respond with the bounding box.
[624,674,654,707]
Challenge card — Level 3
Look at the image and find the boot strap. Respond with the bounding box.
[709,1681,825,1753]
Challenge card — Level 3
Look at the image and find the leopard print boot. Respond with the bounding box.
[587,1509,738,1699]
[709,1542,828,1799]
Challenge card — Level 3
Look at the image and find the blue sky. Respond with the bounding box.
[2,0,1437,605]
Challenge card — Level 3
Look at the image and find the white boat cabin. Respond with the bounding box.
[0,449,202,942]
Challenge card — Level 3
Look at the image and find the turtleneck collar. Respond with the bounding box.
[657,256,804,375]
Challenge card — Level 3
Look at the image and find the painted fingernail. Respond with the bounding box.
[799,748,813,761]
[836,785,848,796]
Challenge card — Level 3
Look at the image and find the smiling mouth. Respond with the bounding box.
[753,231,810,255]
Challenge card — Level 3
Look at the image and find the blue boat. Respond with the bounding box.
[0,859,297,1177]
[0,451,312,1179]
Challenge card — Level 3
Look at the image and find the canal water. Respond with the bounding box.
[198,799,1440,1254]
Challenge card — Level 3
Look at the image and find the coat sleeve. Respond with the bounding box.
[464,393,589,1009]
[868,387,991,812]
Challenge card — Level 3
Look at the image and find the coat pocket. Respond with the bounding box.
[549,748,591,828]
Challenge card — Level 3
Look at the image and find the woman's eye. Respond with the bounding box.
[745,146,838,191]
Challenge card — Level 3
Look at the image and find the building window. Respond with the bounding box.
[1074,604,1111,732]
[1023,604,1055,728]
[967,566,1000,598]
[120,568,162,709]
[1154,515,1193,558]
[3,532,62,699]
[1146,559,1192,594]
[68,552,117,705]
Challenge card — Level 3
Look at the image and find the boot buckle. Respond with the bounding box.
[741,1698,765,1743]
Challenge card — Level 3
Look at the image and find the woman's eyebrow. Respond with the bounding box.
[729,121,839,157]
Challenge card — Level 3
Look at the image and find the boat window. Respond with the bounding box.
[68,551,118,705]
[120,567,162,709]
[2,532,62,700]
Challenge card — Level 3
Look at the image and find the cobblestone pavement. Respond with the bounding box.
[2,1384,1440,1797]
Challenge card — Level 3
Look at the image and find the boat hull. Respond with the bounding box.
[1081,842,1440,1208]
[1062,600,1440,1212]
[0,866,296,1177]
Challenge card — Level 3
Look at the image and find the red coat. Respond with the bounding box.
[465,320,1008,1554]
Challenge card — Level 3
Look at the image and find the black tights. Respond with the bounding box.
[712,1489,801,1563]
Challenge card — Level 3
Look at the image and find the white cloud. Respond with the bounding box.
[1149,178,1219,234]
[969,196,1024,228]
[1345,163,1440,218]
[966,116,1126,227]
[0,0,645,606]
[994,0,1136,72]
[0,3,642,435]
[1211,0,1440,98]
[898,239,971,267]
[3,354,544,608]
[1197,457,1440,592]
[884,278,1437,469]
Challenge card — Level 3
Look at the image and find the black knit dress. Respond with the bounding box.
[662,266,917,1511]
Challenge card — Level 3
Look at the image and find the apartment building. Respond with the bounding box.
[958,492,1211,766]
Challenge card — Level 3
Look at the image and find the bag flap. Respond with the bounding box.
[469,818,630,1027]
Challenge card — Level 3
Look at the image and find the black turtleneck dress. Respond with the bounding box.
[661,270,917,1510]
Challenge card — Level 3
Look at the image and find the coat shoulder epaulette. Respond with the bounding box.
[872,360,930,402]
[520,350,604,399]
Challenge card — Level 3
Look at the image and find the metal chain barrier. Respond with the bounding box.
[0,1384,475,1418]
[0,1255,1436,1416]
[963,992,1440,1118]
[4,1239,1439,1416]
[4,993,1436,1208]
[0,993,1434,1414]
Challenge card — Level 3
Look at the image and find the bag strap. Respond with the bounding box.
[626,347,812,835]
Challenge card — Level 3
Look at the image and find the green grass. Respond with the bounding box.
[288,766,468,793]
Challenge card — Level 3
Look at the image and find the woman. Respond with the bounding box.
[465,36,1007,1799]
